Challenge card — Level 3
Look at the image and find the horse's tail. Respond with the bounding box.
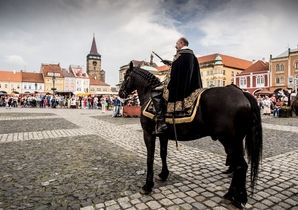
[243,92,263,194]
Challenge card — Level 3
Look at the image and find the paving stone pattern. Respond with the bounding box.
[0,118,79,134]
[0,135,182,210]
[0,108,297,210]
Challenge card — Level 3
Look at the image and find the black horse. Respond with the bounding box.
[119,62,263,208]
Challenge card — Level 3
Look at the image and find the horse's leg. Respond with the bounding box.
[156,136,169,181]
[141,130,156,195]
[219,139,234,174]
[224,140,248,209]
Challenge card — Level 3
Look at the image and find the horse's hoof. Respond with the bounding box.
[223,167,234,174]
[155,175,166,182]
[156,173,169,182]
[140,188,152,195]
[231,200,244,209]
[223,191,233,201]
[140,183,153,195]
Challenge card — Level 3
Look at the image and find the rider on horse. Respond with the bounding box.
[152,37,203,135]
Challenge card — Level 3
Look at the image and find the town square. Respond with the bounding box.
[1,0,298,210]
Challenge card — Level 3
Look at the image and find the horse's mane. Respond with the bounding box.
[132,67,162,88]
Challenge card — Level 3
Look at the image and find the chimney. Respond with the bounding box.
[262,57,265,61]
[288,48,291,56]
[270,54,272,60]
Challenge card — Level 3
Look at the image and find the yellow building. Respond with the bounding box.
[198,54,252,88]
[0,70,22,94]
[89,78,113,95]
[270,47,298,91]
[40,64,64,93]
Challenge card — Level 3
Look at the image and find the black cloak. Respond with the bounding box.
[167,48,203,102]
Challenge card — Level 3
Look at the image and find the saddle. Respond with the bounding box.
[143,88,206,124]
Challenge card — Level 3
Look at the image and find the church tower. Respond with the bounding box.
[87,35,105,82]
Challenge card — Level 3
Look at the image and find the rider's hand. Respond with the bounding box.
[162,60,172,66]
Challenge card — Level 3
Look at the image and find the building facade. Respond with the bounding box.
[86,35,105,82]
[62,68,76,92]
[235,60,270,94]
[89,78,112,95]
[118,60,158,87]
[21,72,44,93]
[40,64,64,92]
[198,54,252,88]
[70,65,89,92]
[270,47,298,91]
[0,71,22,94]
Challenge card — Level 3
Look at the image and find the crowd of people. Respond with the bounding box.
[256,90,297,117]
[0,92,141,117]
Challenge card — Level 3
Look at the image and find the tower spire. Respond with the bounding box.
[90,34,99,55]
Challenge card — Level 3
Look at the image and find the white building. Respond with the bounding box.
[70,65,90,92]
[21,72,44,93]
[62,68,76,92]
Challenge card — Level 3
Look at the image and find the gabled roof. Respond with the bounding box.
[90,78,110,86]
[198,53,252,70]
[0,70,22,82]
[238,60,269,75]
[62,68,75,78]
[40,64,63,77]
[272,47,298,59]
[121,60,158,69]
[21,72,44,83]
[69,65,88,78]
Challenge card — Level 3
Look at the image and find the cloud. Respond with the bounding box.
[5,55,27,67]
[196,0,298,60]
[0,0,297,85]
[0,0,182,85]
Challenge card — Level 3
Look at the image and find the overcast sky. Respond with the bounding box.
[0,0,297,85]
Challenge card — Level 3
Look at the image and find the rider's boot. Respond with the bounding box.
[151,86,167,135]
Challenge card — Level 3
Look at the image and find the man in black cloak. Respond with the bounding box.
[152,37,203,135]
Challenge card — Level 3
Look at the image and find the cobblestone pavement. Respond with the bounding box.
[0,108,297,210]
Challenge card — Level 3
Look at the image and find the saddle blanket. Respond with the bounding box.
[143,88,207,124]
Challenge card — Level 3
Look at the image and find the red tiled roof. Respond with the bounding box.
[21,72,44,83]
[239,60,269,75]
[157,65,170,72]
[90,78,110,86]
[198,53,252,70]
[0,70,22,82]
[40,64,63,77]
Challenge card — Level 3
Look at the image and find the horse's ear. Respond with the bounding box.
[129,61,134,71]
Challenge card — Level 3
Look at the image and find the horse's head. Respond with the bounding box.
[119,61,135,99]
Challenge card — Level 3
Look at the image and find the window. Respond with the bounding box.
[0,84,1,88]
[223,81,225,86]
[223,70,225,75]
[276,76,285,84]
[276,64,280,71]
[24,85,27,89]
[240,77,247,88]
[295,62,298,69]
[256,75,265,87]
[280,64,284,71]
[29,85,31,90]
[5,84,8,88]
